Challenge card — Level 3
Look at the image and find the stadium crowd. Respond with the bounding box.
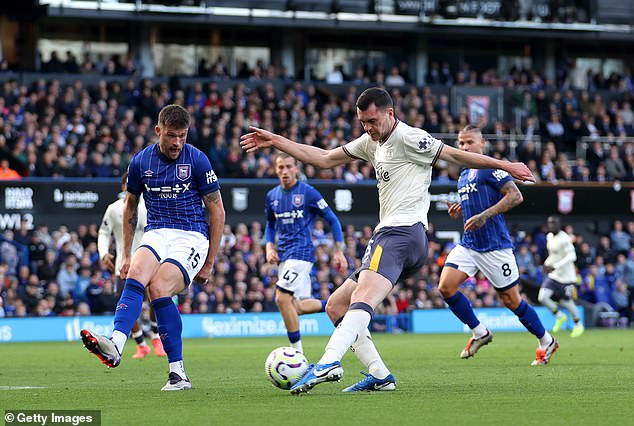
[0,215,633,328]
[0,56,633,326]
[0,55,633,183]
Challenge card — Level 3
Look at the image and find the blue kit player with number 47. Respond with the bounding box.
[81,105,225,390]
[439,125,559,366]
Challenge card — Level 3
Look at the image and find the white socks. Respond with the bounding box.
[111,330,127,353]
[291,340,304,353]
[350,326,391,380]
[472,323,488,339]
[169,360,187,380]
[319,310,371,365]
[539,331,554,349]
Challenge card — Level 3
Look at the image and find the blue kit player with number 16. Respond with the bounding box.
[439,125,558,366]
[81,104,225,390]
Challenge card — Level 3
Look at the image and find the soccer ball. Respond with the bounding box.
[264,347,309,390]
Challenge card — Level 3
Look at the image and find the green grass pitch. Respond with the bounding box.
[1,329,632,425]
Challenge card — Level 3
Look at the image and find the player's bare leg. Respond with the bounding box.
[276,289,303,353]
[438,266,492,358]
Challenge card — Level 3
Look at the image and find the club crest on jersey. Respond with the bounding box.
[176,164,191,181]
[292,194,304,207]
[468,169,478,181]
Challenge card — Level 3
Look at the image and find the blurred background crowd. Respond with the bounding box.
[1,55,634,184]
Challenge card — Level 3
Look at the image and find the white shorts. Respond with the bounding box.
[277,259,313,299]
[139,228,209,286]
[445,244,519,291]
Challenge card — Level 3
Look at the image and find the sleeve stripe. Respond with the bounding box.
[431,142,444,167]
[342,145,363,160]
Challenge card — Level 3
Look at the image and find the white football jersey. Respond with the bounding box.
[343,120,443,230]
[545,230,577,284]
[97,194,147,277]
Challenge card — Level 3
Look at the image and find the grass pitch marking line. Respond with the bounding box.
[0,386,47,390]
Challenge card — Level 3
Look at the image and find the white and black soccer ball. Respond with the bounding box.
[264,347,309,390]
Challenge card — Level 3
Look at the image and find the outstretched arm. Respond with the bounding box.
[439,144,535,182]
[464,181,523,232]
[240,126,353,169]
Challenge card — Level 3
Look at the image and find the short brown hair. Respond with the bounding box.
[158,104,191,130]
[275,152,297,165]
[356,87,393,111]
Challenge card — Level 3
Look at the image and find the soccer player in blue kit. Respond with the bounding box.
[266,153,348,353]
[241,88,536,394]
[440,125,558,366]
[81,104,225,390]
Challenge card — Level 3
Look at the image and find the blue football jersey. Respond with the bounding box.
[265,181,332,262]
[127,143,220,237]
[457,168,513,252]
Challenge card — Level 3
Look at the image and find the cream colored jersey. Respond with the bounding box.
[545,230,577,284]
[342,120,443,229]
[97,194,147,277]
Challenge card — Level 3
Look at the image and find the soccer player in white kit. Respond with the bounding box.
[538,215,584,337]
[241,87,535,394]
[98,172,166,358]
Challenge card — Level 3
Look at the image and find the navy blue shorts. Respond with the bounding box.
[352,222,428,286]
[542,277,576,301]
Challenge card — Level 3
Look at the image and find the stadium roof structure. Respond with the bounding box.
[38,0,634,40]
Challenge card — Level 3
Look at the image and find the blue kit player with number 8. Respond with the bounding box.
[439,125,559,366]
[81,104,225,390]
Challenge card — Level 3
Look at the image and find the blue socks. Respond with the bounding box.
[444,292,480,329]
[113,279,145,336]
[287,330,300,344]
[151,297,183,363]
[513,299,546,339]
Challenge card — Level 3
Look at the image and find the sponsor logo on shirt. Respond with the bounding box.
[144,182,191,199]
[375,165,390,182]
[275,209,304,224]
[206,170,218,185]
[458,182,478,201]
[316,198,328,209]
[492,169,509,181]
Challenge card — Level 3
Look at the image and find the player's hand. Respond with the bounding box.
[464,213,487,232]
[505,162,535,183]
[193,264,213,285]
[240,126,275,153]
[102,253,115,273]
[119,256,130,279]
[332,250,348,273]
[446,202,462,220]
[266,248,279,264]
[543,265,555,273]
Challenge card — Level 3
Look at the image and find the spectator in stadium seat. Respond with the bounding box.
[610,220,631,254]
[56,255,79,297]
[0,159,21,180]
[604,146,626,181]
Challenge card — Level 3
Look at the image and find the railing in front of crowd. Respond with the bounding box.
[577,136,634,160]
